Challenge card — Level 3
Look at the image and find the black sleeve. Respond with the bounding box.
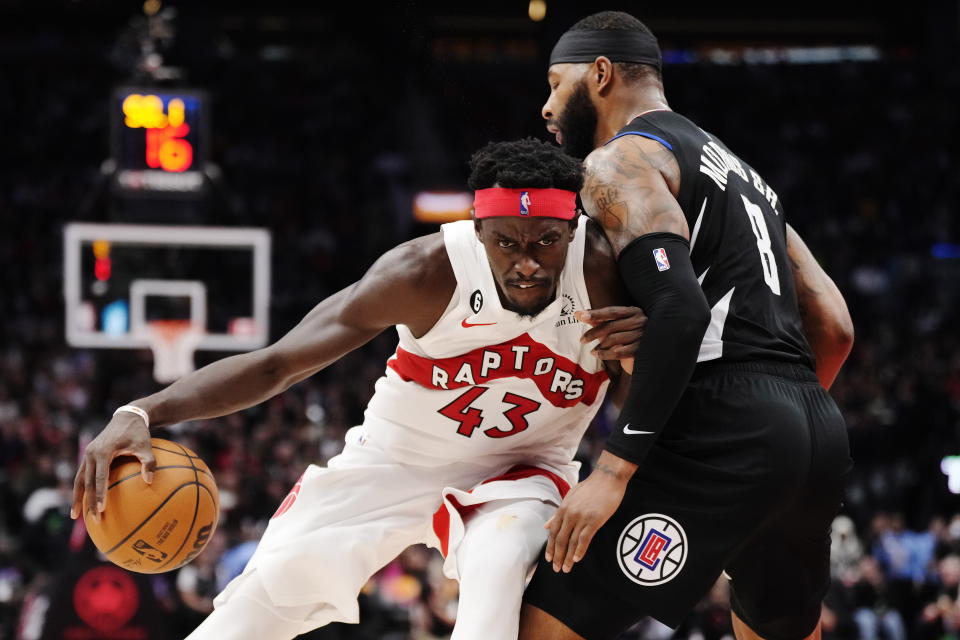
[604,232,711,466]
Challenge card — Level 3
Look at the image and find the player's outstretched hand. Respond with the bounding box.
[544,452,634,573]
[71,413,155,522]
[575,306,645,363]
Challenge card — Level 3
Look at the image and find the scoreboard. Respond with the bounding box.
[111,87,208,196]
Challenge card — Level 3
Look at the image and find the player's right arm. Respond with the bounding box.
[72,234,455,520]
[786,224,854,389]
[543,137,712,573]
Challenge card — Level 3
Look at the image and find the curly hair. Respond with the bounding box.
[568,10,661,83]
[467,137,583,192]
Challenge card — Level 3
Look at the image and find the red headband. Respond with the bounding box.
[473,188,578,220]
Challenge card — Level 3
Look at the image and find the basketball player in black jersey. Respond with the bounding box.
[519,11,855,640]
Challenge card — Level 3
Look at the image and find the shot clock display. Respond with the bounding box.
[111,87,208,196]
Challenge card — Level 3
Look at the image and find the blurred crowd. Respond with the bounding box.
[2,5,959,639]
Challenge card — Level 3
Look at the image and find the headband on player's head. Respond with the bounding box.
[473,188,578,220]
[549,29,662,72]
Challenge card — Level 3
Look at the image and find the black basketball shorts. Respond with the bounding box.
[523,361,851,640]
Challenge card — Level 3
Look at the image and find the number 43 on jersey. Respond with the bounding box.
[439,387,541,439]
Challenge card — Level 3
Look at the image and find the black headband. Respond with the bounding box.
[549,29,661,71]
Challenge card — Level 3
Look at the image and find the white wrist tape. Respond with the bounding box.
[114,405,150,428]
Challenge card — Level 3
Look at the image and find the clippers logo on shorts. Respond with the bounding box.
[653,247,671,271]
[617,513,688,586]
[519,191,531,215]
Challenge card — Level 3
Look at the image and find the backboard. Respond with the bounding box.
[64,223,270,381]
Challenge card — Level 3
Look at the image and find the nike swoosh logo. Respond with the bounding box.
[461,318,497,328]
[622,423,655,435]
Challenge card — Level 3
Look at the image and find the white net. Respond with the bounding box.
[144,320,204,383]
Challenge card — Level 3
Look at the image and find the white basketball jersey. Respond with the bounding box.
[363,218,609,480]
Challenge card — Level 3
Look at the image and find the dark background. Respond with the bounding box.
[1,1,959,638]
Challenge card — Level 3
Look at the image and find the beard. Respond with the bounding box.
[495,280,557,319]
[557,81,599,160]
[505,299,550,319]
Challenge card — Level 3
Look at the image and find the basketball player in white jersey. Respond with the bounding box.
[71,138,643,639]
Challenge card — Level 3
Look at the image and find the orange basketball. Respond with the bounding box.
[84,438,220,574]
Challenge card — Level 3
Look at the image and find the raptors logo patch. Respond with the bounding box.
[617,513,687,586]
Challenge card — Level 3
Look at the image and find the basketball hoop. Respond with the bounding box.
[144,320,204,383]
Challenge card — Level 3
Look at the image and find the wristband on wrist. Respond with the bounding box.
[114,405,150,428]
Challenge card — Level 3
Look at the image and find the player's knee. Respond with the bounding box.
[463,515,541,575]
[464,534,530,578]
[735,609,821,640]
[731,576,824,640]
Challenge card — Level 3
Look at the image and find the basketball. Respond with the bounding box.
[84,438,220,574]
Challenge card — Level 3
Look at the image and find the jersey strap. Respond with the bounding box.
[604,130,674,150]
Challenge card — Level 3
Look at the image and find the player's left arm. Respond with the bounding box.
[71,235,453,520]
[544,135,711,574]
[786,224,854,389]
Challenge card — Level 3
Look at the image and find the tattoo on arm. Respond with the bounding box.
[592,185,628,231]
[594,461,632,481]
[582,137,687,253]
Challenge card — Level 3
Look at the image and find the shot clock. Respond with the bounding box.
[111,87,208,196]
